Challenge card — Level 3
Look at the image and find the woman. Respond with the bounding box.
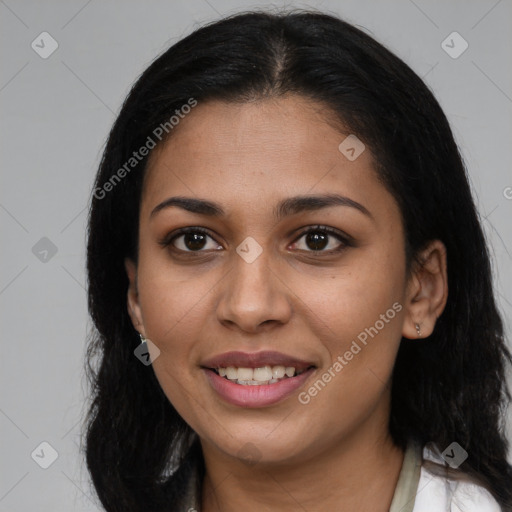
[83,9,512,512]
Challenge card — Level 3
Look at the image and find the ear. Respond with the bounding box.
[402,240,448,340]
[124,257,146,337]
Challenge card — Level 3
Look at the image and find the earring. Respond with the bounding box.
[139,333,146,343]
[415,323,421,337]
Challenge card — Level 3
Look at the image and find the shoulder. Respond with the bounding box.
[412,444,502,512]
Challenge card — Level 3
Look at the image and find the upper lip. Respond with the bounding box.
[201,351,315,371]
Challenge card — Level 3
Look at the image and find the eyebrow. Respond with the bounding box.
[150,193,373,221]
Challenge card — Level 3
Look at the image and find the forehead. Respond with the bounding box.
[141,95,394,222]
[148,96,347,163]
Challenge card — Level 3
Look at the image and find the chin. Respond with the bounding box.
[209,430,311,467]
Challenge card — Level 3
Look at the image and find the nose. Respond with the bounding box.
[216,246,293,334]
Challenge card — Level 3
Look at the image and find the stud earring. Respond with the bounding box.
[415,323,421,337]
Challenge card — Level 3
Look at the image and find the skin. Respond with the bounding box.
[125,95,448,511]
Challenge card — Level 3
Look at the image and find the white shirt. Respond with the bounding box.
[390,440,502,512]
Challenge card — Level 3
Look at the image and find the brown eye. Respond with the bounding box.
[291,226,351,254]
[304,231,329,251]
[159,227,223,253]
[181,232,208,251]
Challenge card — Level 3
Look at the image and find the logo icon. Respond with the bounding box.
[236,237,263,264]
[441,32,468,59]
[441,441,468,468]
[134,337,161,365]
[31,32,59,59]
[32,237,58,263]
[338,134,365,161]
[237,442,262,466]
[31,441,59,469]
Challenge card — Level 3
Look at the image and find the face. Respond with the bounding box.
[125,95,437,467]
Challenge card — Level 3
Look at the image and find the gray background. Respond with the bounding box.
[1,0,511,510]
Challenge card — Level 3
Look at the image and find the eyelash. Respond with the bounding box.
[158,225,352,256]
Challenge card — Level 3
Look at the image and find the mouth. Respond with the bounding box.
[209,364,313,385]
[201,351,317,407]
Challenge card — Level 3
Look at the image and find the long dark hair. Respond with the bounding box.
[83,9,512,511]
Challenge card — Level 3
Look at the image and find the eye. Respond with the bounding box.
[158,227,222,252]
[158,225,352,255]
[290,225,351,254]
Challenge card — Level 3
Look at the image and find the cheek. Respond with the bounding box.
[293,253,405,406]
[297,315,403,441]
[291,251,404,344]
[137,268,215,424]
[137,257,216,342]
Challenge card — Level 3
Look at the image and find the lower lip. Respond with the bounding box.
[203,367,315,408]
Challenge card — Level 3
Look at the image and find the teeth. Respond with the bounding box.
[253,366,273,381]
[272,365,286,379]
[226,367,238,380]
[237,367,254,381]
[214,365,309,385]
